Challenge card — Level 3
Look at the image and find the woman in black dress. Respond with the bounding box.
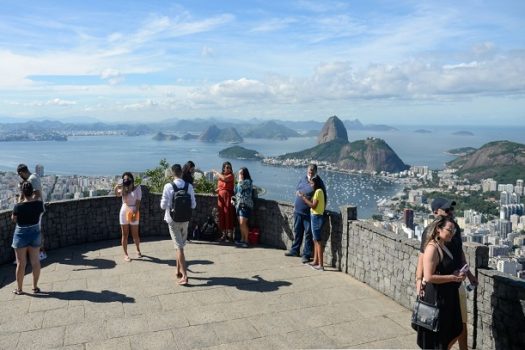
[417,216,464,349]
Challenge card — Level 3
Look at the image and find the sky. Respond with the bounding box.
[0,0,524,125]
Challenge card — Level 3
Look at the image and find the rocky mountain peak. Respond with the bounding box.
[317,115,348,145]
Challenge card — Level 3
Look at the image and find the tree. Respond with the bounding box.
[140,159,170,193]
[141,159,215,194]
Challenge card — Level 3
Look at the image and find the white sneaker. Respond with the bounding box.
[39,251,47,261]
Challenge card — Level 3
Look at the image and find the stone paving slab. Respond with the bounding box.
[0,237,418,349]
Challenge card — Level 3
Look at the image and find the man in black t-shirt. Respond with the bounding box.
[416,197,478,350]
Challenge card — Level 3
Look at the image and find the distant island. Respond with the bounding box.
[219,146,263,160]
[452,130,474,136]
[271,116,409,173]
[414,129,432,134]
[152,132,179,141]
[446,147,477,156]
[199,125,243,143]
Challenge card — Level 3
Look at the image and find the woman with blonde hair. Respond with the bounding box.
[114,172,142,261]
[417,215,464,349]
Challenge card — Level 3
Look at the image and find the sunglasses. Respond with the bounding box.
[443,227,456,234]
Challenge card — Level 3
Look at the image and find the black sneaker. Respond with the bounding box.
[301,256,311,264]
[284,251,299,257]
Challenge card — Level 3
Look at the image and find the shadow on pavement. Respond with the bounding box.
[190,274,291,292]
[30,289,135,303]
[138,254,176,266]
[59,254,117,271]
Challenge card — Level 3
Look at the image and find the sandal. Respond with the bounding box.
[32,287,41,293]
[177,277,188,285]
[124,256,131,262]
[137,252,143,258]
[12,289,23,295]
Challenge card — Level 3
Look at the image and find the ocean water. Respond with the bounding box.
[1,125,524,218]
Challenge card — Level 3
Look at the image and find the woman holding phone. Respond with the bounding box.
[114,172,142,261]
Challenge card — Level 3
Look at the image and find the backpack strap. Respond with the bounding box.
[183,182,189,192]
[171,182,180,192]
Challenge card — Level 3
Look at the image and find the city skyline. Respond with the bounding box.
[1,0,524,125]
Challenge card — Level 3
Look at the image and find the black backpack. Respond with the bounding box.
[170,182,192,222]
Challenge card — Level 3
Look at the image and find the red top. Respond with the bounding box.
[217,173,234,193]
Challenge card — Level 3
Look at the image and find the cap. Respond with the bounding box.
[431,198,456,212]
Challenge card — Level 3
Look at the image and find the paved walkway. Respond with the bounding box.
[0,237,417,349]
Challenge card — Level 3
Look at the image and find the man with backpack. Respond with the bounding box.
[160,163,196,285]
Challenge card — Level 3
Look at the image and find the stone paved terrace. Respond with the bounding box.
[0,237,418,350]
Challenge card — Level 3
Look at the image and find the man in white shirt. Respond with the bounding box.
[160,164,196,285]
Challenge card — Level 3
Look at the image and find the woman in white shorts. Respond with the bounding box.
[114,172,142,261]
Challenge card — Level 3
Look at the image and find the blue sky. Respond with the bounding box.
[0,0,524,125]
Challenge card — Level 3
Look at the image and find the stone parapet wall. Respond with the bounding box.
[474,269,525,350]
[340,207,525,350]
[0,187,343,269]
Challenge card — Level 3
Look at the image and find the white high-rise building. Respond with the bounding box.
[482,178,498,192]
[496,259,520,276]
[499,220,512,239]
[500,191,509,205]
[515,179,524,195]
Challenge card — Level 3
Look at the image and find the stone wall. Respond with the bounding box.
[340,206,525,350]
[0,187,343,269]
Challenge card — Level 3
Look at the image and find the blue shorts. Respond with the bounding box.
[311,214,324,241]
[236,205,251,219]
[12,224,42,249]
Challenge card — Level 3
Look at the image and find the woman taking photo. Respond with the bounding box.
[114,172,142,262]
[11,181,45,294]
[417,215,464,349]
[233,167,253,248]
[213,162,235,242]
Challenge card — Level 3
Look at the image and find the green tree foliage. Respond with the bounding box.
[194,176,216,193]
[141,159,216,194]
[141,158,170,193]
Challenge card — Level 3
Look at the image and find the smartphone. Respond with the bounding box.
[459,264,469,274]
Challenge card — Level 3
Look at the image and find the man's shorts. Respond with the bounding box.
[168,221,188,249]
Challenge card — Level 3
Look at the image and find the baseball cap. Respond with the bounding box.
[431,198,456,212]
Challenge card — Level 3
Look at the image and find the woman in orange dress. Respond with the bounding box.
[213,162,235,241]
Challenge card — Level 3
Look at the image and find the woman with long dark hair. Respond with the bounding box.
[114,172,142,261]
[182,160,195,185]
[233,167,253,248]
[298,175,326,271]
[11,181,45,294]
[417,215,464,349]
[213,162,235,241]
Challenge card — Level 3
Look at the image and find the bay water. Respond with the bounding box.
[1,125,524,218]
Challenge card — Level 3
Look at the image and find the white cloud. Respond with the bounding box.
[123,99,158,110]
[47,98,77,106]
[250,18,297,32]
[100,68,124,85]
